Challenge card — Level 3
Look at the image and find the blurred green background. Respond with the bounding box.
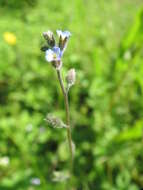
[0,0,143,189]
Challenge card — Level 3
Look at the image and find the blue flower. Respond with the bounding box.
[45,46,62,62]
[30,178,41,186]
[45,46,63,70]
[56,30,71,40]
[56,30,71,53]
[43,30,71,70]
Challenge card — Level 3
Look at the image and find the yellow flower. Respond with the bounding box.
[3,32,17,46]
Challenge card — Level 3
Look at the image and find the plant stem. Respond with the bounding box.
[57,69,73,171]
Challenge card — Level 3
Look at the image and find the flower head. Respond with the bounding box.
[45,46,62,62]
[41,29,71,70]
[57,30,71,52]
[43,30,55,47]
[45,46,62,70]
[30,178,41,186]
[3,32,17,46]
[56,30,71,40]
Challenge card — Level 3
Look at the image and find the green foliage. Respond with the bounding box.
[0,0,143,189]
[0,0,37,9]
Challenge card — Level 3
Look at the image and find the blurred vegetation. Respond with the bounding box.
[0,0,143,189]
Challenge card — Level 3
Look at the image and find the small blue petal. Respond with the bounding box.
[56,30,71,39]
[53,46,62,58]
[53,46,61,55]
[63,31,71,38]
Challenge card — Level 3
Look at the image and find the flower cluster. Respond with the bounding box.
[41,30,71,70]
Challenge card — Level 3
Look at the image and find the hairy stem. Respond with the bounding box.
[57,69,73,170]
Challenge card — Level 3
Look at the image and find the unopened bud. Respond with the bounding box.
[52,171,70,182]
[40,45,49,52]
[43,31,55,47]
[66,69,76,88]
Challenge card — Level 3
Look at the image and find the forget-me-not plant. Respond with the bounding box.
[41,30,75,178]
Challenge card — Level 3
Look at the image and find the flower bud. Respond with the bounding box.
[66,69,76,87]
[52,171,70,182]
[56,30,71,52]
[45,114,67,128]
[43,31,55,47]
[40,45,49,52]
